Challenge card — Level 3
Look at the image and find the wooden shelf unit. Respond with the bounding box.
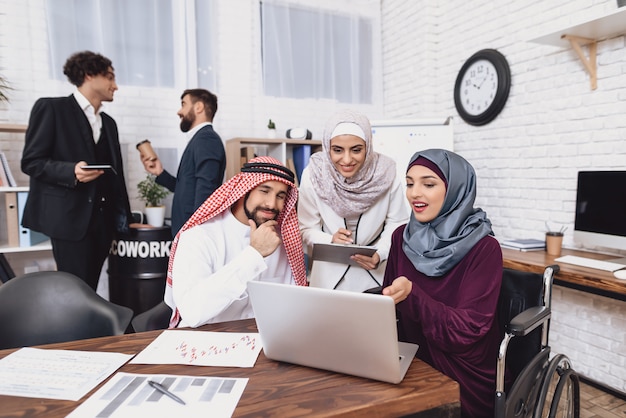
[0,125,52,253]
[0,187,52,253]
[528,7,626,90]
[0,123,28,133]
[225,137,322,180]
[0,239,52,253]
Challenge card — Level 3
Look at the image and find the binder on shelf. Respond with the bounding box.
[0,152,17,187]
[285,158,298,186]
[0,158,8,187]
[292,144,312,183]
[240,146,256,167]
[16,191,48,247]
[4,191,19,247]
[240,145,271,167]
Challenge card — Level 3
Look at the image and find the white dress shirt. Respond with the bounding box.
[73,90,102,143]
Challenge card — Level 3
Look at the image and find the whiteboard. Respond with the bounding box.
[371,117,454,182]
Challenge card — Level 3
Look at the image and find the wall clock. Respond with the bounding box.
[454,49,511,126]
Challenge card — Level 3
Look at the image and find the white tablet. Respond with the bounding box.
[311,243,377,266]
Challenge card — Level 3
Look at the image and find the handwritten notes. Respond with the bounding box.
[130,330,262,367]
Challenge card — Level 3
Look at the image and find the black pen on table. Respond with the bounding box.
[147,380,186,405]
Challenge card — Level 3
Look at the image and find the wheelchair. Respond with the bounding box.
[496,264,580,417]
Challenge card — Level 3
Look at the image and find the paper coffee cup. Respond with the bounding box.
[136,139,157,162]
[545,232,564,256]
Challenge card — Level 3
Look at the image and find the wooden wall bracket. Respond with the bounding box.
[562,34,597,90]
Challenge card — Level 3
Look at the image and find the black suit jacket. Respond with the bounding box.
[21,95,132,241]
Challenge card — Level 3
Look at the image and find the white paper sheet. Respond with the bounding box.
[130,330,262,367]
[67,372,248,418]
[0,347,132,401]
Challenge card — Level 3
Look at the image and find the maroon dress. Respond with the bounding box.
[384,226,503,418]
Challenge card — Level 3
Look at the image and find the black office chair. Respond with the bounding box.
[0,271,133,349]
[496,265,580,418]
[131,300,172,332]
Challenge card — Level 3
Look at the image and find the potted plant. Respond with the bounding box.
[267,118,276,139]
[137,174,169,227]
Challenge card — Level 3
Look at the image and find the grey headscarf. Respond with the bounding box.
[307,109,396,218]
[402,149,493,277]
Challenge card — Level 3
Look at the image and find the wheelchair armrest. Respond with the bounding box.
[507,306,550,337]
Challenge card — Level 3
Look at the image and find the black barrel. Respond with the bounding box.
[108,226,172,316]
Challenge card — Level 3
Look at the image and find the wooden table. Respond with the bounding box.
[0,319,460,418]
[502,247,626,301]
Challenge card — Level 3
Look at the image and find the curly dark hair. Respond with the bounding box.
[181,88,218,121]
[63,51,113,87]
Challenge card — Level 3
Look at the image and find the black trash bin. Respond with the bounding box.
[108,226,172,316]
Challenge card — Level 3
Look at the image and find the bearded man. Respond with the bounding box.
[164,156,307,327]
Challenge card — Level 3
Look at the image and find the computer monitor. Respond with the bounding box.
[574,171,626,264]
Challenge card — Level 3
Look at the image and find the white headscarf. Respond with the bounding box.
[307,109,396,218]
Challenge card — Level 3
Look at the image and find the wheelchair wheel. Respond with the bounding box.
[535,354,580,418]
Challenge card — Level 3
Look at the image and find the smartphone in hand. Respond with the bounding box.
[80,165,118,175]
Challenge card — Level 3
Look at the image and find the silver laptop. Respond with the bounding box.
[247,281,418,384]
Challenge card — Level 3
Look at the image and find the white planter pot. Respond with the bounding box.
[267,128,277,139]
[144,206,166,227]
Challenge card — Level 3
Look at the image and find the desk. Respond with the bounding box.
[503,247,626,397]
[502,247,626,301]
[0,319,461,418]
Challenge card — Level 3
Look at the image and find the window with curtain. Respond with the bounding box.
[260,2,373,104]
[45,0,216,89]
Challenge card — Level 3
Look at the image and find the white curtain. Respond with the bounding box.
[194,0,218,89]
[260,2,373,104]
[45,0,216,90]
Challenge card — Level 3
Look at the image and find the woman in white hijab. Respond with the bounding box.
[298,110,409,291]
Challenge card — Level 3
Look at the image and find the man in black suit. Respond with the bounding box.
[140,88,226,236]
[21,51,134,290]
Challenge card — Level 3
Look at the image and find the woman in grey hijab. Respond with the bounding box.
[298,109,409,292]
[381,149,502,417]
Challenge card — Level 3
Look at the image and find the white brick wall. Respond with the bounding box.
[552,286,626,392]
[382,0,626,253]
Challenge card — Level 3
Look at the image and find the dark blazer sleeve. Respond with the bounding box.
[190,126,226,210]
[156,169,177,192]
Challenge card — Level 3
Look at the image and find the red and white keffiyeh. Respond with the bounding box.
[165,156,307,327]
